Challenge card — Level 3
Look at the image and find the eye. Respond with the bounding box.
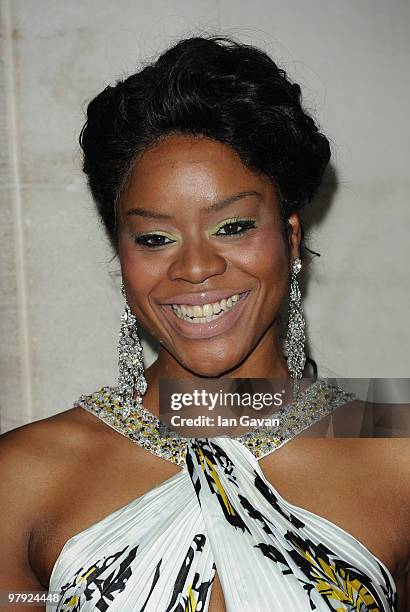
[133,234,175,249]
[132,217,257,250]
[214,218,256,237]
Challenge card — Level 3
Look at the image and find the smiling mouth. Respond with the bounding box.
[168,291,248,324]
[158,290,251,340]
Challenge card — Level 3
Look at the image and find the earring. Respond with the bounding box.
[117,282,148,418]
[285,258,306,393]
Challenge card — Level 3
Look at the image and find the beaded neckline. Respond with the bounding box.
[73,380,356,466]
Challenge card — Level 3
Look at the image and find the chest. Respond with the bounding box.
[31,439,406,609]
[259,440,406,575]
[30,445,182,588]
[207,440,408,611]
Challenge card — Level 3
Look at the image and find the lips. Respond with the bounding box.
[158,289,250,307]
[158,290,251,340]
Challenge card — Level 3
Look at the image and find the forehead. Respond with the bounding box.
[121,134,273,202]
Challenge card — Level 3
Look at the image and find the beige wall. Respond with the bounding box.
[1,0,409,432]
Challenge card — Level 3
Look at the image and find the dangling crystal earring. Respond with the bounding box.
[117,282,148,419]
[285,258,306,396]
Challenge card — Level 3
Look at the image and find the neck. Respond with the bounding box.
[142,325,289,417]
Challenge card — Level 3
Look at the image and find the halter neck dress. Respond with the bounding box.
[47,379,398,611]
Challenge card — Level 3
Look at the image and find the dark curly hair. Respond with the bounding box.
[79,35,330,258]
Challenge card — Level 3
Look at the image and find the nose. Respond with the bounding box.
[167,238,227,284]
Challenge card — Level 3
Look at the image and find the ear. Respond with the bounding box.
[287,212,302,259]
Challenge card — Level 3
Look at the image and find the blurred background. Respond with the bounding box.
[1,0,409,432]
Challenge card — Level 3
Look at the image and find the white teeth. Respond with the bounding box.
[203,303,213,317]
[193,305,202,317]
[170,292,243,323]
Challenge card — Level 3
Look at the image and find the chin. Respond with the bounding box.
[179,350,247,378]
[188,365,230,378]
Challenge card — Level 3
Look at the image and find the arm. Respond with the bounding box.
[0,427,48,611]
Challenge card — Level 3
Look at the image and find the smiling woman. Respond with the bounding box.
[1,35,408,612]
[116,134,293,365]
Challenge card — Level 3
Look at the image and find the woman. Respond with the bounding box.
[0,36,408,611]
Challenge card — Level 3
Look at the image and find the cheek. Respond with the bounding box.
[118,241,163,305]
[234,228,288,279]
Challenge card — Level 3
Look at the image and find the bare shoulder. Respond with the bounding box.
[0,404,106,593]
[329,397,410,491]
[0,406,106,510]
[0,404,105,466]
[322,435,410,500]
[284,434,410,567]
[332,437,410,560]
[341,430,410,500]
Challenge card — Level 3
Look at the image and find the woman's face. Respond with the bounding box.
[117,134,300,376]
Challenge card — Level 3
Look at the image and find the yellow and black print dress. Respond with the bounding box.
[47,380,398,611]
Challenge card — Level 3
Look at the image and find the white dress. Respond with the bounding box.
[47,380,397,611]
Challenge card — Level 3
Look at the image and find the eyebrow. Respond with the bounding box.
[125,190,263,219]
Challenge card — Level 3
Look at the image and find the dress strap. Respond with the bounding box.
[237,379,356,458]
[73,380,356,465]
[74,386,188,465]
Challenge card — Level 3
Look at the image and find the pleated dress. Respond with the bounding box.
[47,379,398,611]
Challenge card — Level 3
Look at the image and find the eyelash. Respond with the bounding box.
[133,218,257,249]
